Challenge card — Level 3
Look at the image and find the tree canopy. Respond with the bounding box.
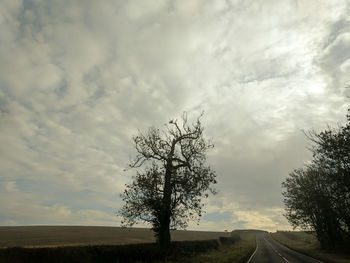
[282,109,350,249]
[119,112,217,247]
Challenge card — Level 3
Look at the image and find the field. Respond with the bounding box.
[0,226,258,263]
[0,226,231,248]
[271,231,350,263]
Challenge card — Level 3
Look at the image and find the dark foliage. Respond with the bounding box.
[219,235,240,245]
[0,237,236,263]
[282,109,350,249]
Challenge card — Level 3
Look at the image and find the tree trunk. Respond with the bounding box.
[158,140,175,248]
[159,170,171,248]
[158,221,170,248]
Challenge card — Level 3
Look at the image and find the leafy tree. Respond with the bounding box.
[282,166,343,248]
[306,111,350,234]
[282,109,350,249]
[119,113,217,248]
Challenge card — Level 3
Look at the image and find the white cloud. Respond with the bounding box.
[234,208,291,232]
[0,0,349,232]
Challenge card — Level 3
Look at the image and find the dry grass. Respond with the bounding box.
[0,226,231,248]
[271,231,350,263]
[169,230,257,263]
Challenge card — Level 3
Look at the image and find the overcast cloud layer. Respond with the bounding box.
[1,0,349,231]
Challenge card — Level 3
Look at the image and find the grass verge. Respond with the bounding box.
[169,231,256,263]
[271,231,350,263]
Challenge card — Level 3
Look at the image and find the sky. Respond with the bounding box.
[0,0,349,232]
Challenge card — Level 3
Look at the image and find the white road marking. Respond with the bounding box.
[247,235,258,263]
[269,234,324,263]
[264,236,289,262]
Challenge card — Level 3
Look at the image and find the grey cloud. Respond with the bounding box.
[317,32,350,91]
[323,18,350,49]
[0,0,349,231]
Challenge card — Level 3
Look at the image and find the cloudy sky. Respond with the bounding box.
[1,0,349,232]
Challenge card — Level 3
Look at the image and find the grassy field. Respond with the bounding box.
[169,230,257,263]
[271,231,350,263]
[0,227,258,263]
[0,226,231,248]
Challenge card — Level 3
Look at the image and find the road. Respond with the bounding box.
[248,232,322,263]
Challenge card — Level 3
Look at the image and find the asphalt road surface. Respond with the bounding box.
[248,232,322,263]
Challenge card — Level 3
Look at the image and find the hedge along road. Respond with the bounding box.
[248,232,322,263]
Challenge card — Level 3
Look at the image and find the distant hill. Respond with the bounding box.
[232,229,267,234]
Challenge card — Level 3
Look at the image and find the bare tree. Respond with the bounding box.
[119,112,217,248]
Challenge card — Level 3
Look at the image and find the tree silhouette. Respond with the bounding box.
[119,112,217,248]
[283,109,350,249]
